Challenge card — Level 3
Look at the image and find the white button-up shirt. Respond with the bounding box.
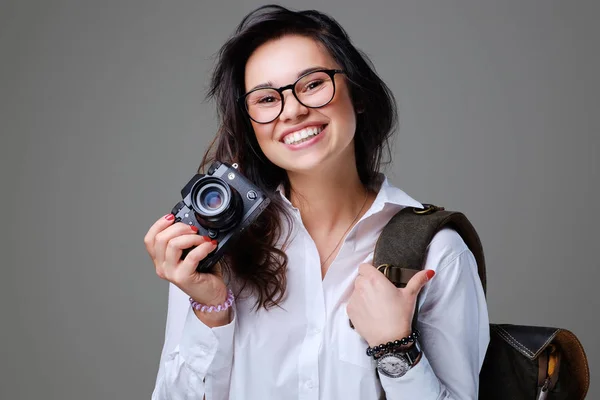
[152,176,489,399]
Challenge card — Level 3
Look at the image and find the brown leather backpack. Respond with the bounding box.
[374,204,590,399]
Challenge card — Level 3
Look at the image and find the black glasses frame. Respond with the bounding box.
[238,69,345,124]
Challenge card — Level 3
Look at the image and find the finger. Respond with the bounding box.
[177,240,218,278]
[154,222,198,265]
[404,269,435,296]
[144,214,177,259]
[353,274,366,290]
[358,263,377,276]
[164,234,211,268]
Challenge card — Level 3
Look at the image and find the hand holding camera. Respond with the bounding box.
[144,161,270,325]
[144,215,228,324]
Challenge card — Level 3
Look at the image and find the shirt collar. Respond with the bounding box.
[274,173,422,213]
[372,173,423,209]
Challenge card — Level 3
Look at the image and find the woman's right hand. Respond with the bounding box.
[144,214,229,313]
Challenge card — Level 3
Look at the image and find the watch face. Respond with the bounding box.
[377,354,410,378]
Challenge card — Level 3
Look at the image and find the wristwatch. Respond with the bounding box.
[376,340,422,378]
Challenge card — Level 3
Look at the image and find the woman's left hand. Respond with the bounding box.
[346,263,435,347]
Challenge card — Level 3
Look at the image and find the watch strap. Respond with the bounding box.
[403,339,422,365]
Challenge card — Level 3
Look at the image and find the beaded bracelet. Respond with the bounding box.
[366,329,420,359]
[189,289,235,313]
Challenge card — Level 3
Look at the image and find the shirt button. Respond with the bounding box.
[311,328,321,335]
[306,380,314,389]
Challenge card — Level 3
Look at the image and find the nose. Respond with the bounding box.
[278,90,308,122]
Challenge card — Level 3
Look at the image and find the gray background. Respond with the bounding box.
[1,0,598,399]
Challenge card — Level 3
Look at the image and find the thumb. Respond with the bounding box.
[404,269,435,296]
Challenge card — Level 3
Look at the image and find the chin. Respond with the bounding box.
[264,150,323,171]
[283,160,330,176]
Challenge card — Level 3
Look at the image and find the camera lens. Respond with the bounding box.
[200,186,225,212]
[195,183,229,216]
[190,177,243,230]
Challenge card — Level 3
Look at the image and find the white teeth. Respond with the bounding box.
[283,126,324,145]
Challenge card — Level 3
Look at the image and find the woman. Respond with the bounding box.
[145,5,489,399]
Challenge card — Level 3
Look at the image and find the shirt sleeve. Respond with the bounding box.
[379,228,490,399]
[152,283,236,400]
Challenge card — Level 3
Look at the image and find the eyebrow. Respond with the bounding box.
[248,66,328,92]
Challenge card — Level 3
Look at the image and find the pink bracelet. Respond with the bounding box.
[189,289,234,313]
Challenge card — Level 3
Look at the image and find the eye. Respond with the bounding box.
[249,95,281,107]
[302,79,325,92]
[257,96,277,104]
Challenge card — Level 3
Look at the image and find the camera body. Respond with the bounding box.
[170,161,270,272]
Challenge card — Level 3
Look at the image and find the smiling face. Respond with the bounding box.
[244,35,358,176]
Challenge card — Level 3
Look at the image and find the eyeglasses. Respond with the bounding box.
[238,69,344,124]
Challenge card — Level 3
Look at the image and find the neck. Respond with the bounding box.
[286,164,371,235]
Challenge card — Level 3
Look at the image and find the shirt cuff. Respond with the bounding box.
[179,305,236,375]
[379,352,443,399]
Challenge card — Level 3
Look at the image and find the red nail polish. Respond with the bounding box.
[202,236,211,241]
[190,225,198,233]
[426,270,435,280]
[164,214,174,221]
[211,239,218,246]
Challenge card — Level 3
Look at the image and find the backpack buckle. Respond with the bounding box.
[377,264,418,288]
[376,264,392,276]
[377,264,401,287]
[413,204,445,215]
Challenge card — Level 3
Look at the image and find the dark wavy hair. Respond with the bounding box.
[200,4,398,310]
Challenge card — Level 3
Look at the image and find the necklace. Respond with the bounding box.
[320,189,369,268]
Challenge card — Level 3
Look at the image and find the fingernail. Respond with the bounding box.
[190,225,198,233]
[164,214,174,221]
[202,236,211,241]
[211,239,218,246]
[426,270,435,281]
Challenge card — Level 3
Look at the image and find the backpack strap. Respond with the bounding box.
[373,204,487,294]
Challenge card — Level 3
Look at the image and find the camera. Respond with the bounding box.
[170,161,271,272]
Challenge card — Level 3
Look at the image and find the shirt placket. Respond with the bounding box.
[297,228,325,400]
